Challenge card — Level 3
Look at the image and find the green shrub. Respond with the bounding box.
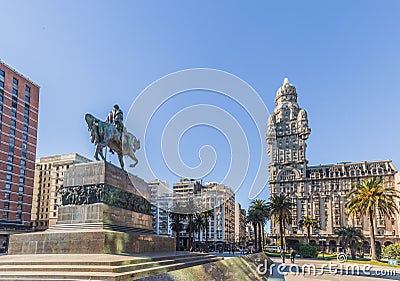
[382,243,400,261]
[298,244,319,258]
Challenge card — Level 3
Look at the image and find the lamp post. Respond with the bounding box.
[319,236,326,259]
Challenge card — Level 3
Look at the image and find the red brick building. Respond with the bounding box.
[0,61,39,250]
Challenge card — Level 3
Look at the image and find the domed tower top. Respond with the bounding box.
[274,77,298,105]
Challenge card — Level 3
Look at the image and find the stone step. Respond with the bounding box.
[0,253,211,266]
[0,255,222,281]
[118,257,222,280]
[0,255,217,273]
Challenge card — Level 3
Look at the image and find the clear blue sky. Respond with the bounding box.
[1,1,400,212]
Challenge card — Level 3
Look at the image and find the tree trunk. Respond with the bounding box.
[188,215,192,251]
[176,229,180,251]
[258,221,262,252]
[262,221,266,249]
[253,222,258,252]
[280,218,284,251]
[350,242,356,260]
[198,228,201,242]
[280,217,285,263]
[205,218,209,250]
[369,210,377,261]
[307,226,310,244]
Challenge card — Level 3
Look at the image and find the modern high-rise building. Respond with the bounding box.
[234,202,246,246]
[148,179,172,236]
[0,61,40,248]
[31,153,91,231]
[157,179,236,250]
[193,182,235,249]
[267,78,400,252]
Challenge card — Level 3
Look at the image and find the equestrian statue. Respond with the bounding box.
[85,104,140,170]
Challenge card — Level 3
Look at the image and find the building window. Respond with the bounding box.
[25,85,30,103]
[11,109,16,118]
[18,185,24,193]
[20,168,25,175]
[7,164,13,172]
[10,128,15,136]
[22,133,28,141]
[10,119,16,127]
[23,125,28,133]
[2,211,8,220]
[12,78,18,96]
[12,96,18,108]
[21,159,26,167]
[8,155,13,163]
[0,69,4,89]
[24,116,29,124]
[6,173,12,181]
[5,183,11,191]
[24,107,29,116]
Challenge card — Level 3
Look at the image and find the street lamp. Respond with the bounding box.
[319,236,326,259]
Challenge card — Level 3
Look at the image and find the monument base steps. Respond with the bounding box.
[0,253,222,280]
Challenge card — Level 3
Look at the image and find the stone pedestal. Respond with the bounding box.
[9,161,175,255]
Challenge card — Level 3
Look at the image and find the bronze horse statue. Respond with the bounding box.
[85,113,140,170]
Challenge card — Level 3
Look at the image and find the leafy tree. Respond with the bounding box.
[346,177,400,261]
[269,194,292,251]
[382,243,400,261]
[298,244,319,258]
[299,216,319,244]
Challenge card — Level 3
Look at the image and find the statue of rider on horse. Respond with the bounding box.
[85,105,140,170]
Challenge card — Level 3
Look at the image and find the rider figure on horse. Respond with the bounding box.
[106,104,124,134]
[105,104,124,154]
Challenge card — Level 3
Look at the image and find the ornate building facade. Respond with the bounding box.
[267,78,400,252]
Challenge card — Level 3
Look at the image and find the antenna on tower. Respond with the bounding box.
[284,77,289,85]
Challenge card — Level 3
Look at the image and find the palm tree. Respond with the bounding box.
[246,209,258,251]
[200,209,214,248]
[345,177,400,261]
[249,199,270,252]
[194,214,205,244]
[170,211,185,251]
[269,194,292,251]
[299,216,319,244]
[186,213,195,251]
[338,226,363,260]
